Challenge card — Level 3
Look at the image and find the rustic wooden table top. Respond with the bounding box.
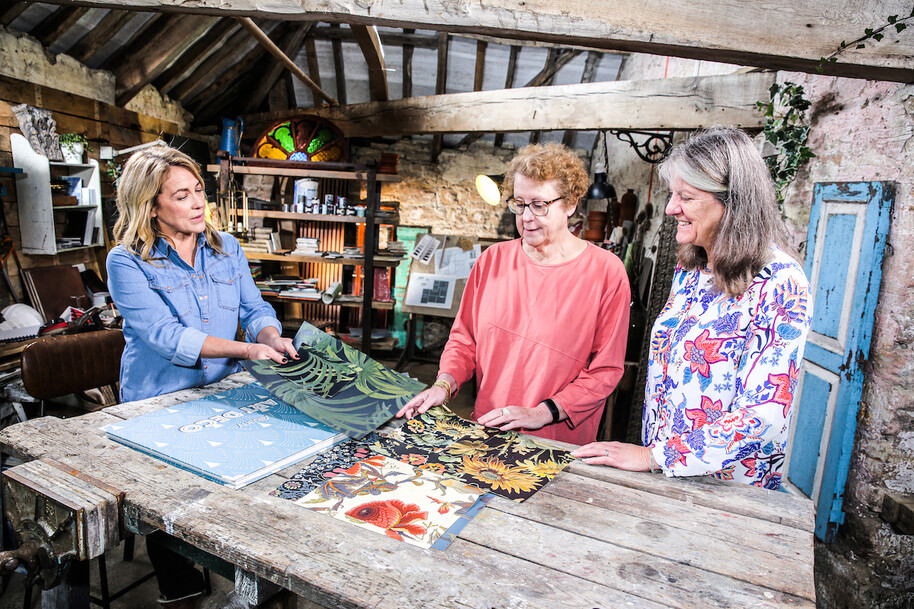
[0,373,816,608]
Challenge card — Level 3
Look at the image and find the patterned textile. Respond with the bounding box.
[296,455,491,550]
[372,406,573,502]
[270,432,381,501]
[243,323,426,438]
[642,247,811,489]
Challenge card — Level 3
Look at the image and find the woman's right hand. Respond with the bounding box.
[245,342,290,364]
[396,386,448,419]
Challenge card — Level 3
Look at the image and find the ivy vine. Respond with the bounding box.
[755,82,816,208]
[819,8,913,69]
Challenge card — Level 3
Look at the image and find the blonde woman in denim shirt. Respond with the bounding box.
[107,145,297,608]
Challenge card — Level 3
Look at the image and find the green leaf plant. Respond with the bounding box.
[818,8,914,68]
[754,82,816,209]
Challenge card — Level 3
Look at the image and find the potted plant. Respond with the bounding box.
[58,133,91,164]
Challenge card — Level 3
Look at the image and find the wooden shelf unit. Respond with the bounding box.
[212,156,398,353]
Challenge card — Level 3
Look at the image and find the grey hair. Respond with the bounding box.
[659,126,787,297]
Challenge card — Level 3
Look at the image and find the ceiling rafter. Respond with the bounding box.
[432,31,449,162]
[113,13,217,106]
[237,17,337,105]
[68,9,134,64]
[493,45,521,148]
[351,25,389,102]
[563,51,603,147]
[330,24,347,105]
[153,18,238,95]
[32,6,90,47]
[101,12,164,71]
[245,22,313,113]
[304,36,324,105]
[169,20,261,103]
[0,4,29,27]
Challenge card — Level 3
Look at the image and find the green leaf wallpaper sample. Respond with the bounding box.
[242,323,426,438]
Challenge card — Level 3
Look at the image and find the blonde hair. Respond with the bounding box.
[114,145,223,261]
[502,142,589,211]
[659,127,787,297]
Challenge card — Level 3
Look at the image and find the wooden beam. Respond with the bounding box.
[153,18,238,95]
[457,40,490,148]
[304,36,324,105]
[236,17,337,105]
[32,6,89,47]
[0,4,29,27]
[102,13,164,71]
[245,24,312,113]
[113,14,216,106]
[562,51,604,147]
[432,31,449,161]
[68,9,134,64]
[530,48,563,145]
[330,24,347,105]
[254,72,775,137]
[351,25,389,102]
[38,0,914,83]
[168,22,253,103]
[187,24,282,112]
[401,28,414,99]
[493,45,520,148]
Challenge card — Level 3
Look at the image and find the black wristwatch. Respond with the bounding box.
[543,399,560,424]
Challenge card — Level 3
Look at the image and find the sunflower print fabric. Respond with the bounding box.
[372,406,574,502]
[642,246,811,489]
[243,322,426,438]
[296,455,491,550]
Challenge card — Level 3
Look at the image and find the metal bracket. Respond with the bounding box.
[610,129,675,164]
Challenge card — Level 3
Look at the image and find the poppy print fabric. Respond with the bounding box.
[373,406,574,501]
[296,455,491,550]
[270,433,381,501]
[642,247,811,489]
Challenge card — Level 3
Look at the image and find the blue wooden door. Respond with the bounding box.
[786,181,893,541]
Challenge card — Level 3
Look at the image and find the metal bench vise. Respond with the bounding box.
[0,458,124,589]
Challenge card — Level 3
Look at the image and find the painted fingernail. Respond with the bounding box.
[282,357,288,363]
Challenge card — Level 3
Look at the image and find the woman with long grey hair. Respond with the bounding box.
[573,126,812,490]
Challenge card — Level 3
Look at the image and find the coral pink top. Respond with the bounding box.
[439,239,630,445]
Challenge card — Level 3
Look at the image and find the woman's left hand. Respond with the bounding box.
[477,404,553,432]
[571,442,655,472]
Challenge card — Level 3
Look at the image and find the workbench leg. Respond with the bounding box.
[224,566,283,608]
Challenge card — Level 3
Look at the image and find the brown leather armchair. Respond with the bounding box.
[20,329,124,407]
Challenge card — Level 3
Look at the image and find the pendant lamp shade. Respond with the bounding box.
[475,174,503,206]
[586,172,617,200]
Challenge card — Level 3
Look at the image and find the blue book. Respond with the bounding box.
[103,383,347,489]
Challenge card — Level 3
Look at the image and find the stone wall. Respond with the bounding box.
[351,138,591,239]
[606,53,914,609]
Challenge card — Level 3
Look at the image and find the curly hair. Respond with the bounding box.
[659,126,787,297]
[501,142,589,211]
[113,145,223,261]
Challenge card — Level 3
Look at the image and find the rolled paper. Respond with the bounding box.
[321,281,342,304]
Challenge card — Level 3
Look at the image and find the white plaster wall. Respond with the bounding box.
[124,84,192,133]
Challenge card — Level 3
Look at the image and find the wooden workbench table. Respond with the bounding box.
[0,372,816,608]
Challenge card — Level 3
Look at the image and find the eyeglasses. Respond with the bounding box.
[506,196,564,216]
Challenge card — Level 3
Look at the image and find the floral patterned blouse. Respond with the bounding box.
[642,246,811,489]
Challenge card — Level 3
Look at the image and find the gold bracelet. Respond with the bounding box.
[245,342,254,359]
[431,379,452,407]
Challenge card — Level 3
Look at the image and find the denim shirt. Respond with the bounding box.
[107,231,281,403]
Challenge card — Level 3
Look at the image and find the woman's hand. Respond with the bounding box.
[396,386,449,418]
[571,442,656,472]
[261,334,298,360]
[477,404,553,432]
[244,342,290,364]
